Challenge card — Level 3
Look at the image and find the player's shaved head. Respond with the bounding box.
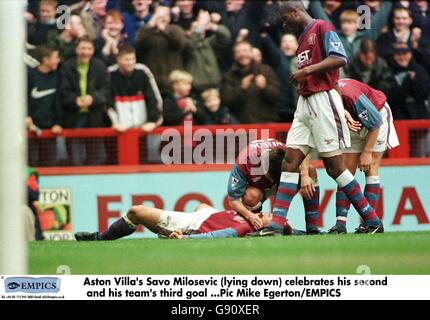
[279,0,306,13]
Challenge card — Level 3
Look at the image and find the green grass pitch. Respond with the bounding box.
[29,232,430,274]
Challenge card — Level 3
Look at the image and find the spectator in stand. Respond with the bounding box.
[214,0,266,71]
[345,38,394,94]
[171,0,198,31]
[261,32,298,122]
[309,0,392,40]
[387,42,430,157]
[183,9,231,93]
[201,88,239,125]
[221,41,280,124]
[122,0,153,44]
[411,0,430,44]
[252,47,263,65]
[135,5,186,95]
[163,70,208,126]
[308,0,355,31]
[95,9,128,66]
[75,0,108,40]
[338,9,366,60]
[27,0,59,46]
[60,36,110,165]
[378,6,430,71]
[108,44,162,132]
[47,13,87,62]
[27,46,63,167]
[387,42,430,120]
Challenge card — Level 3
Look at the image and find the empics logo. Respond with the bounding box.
[4,277,61,294]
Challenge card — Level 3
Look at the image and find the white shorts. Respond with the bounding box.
[343,103,400,154]
[157,207,219,233]
[287,89,351,156]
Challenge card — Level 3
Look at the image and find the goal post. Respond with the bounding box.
[0,0,27,274]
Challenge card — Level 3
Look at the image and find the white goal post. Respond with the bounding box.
[0,0,27,274]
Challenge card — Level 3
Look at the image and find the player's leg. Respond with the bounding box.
[269,147,306,230]
[75,205,163,241]
[270,96,312,231]
[301,164,321,234]
[323,154,383,233]
[330,153,359,234]
[364,152,384,215]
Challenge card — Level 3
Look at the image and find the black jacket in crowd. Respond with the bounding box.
[27,67,63,129]
[60,57,110,128]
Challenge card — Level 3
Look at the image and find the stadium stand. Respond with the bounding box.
[25,0,430,167]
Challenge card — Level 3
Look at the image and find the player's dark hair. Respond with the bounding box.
[36,45,58,62]
[268,149,286,183]
[279,1,306,13]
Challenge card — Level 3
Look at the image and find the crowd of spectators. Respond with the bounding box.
[25,0,430,164]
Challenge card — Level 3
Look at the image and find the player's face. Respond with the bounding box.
[117,53,136,74]
[280,10,301,36]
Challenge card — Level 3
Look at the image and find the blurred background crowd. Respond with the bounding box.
[24,0,430,165]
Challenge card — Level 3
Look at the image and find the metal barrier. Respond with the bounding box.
[28,120,430,168]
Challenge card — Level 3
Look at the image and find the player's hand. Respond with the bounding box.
[300,175,316,200]
[169,230,183,239]
[241,74,254,90]
[345,109,361,132]
[255,75,267,90]
[359,151,372,172]
[290,68,308,86]
[248,213,264,230]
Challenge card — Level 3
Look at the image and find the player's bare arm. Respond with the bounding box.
[229,198,264,230]
[290,57,346,85]
[359,127,380,173]
[299,154,316,200]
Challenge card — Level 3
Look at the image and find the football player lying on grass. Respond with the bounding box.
[75,198,276,241]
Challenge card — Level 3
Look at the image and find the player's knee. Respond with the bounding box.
[242,187,264,207]
[282,153,301,172]
[127,205,147,224]
[325,163,341,179]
